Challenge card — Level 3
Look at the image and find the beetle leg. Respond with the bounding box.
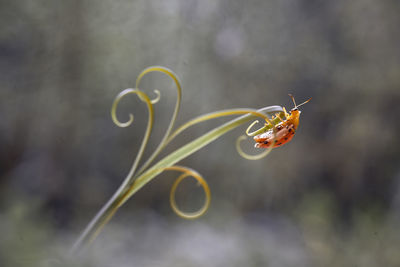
[275,113,284,122]
[282,107,290,119]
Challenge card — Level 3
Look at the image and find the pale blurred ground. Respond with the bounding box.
[1,0,400,266]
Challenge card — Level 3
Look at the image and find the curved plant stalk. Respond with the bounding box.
[136,66,182,175]
[111,88,154,187]
[70,88,154,255]
[70,66,284,255]
[121,106,283,203]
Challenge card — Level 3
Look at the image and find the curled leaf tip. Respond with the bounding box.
[111,88,138,128]
[111,88,153,128]
[166,166,211,219]
[246,120,269,136]
[151,90,161,104]
[113,113,134,128]
[236,134,275,160]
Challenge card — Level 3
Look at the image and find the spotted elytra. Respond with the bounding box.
[254,94,311,148]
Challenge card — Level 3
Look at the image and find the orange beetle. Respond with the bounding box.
[254,94,311,148]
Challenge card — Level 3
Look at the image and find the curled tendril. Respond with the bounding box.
[111,89,135,128]
[246,120,265,136]
[135,66,183,175]
[236,134,275,160]
[164,165,210,219]
[245,112,286,137]
[111,88,154,182]
[236,111,285,160]
[151,90,161,104]
[112,66,183,181]
[135,89,160,105]
[111,88,154,128]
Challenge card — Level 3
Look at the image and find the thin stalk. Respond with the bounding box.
[69,106,282,254]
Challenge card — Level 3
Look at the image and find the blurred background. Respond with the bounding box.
[1,0,400,266]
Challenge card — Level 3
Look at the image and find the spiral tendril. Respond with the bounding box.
[236,134,275,160]
[111,88,155,186]
[135,66,183,175]
[151,90,161,104]
[164,166,211,219]
[246,120,267,136]
[111,89,136,128]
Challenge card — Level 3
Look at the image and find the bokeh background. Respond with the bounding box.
[1,0,400,266]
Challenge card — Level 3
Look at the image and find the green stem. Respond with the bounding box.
[69,106,282,255]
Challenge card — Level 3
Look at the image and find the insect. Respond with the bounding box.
[253,94,311,148]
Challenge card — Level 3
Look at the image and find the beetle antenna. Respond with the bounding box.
[296,97,312,108]
[288,94,297,107]
[288,94,311,109]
